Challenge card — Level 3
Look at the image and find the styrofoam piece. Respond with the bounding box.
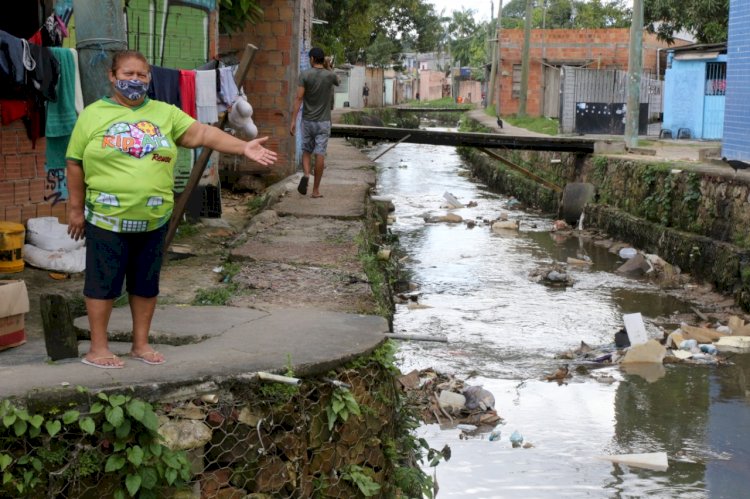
[598,452,669,472]
[438,390,466,411]
[716,336,750,353]
[623,313,648,346]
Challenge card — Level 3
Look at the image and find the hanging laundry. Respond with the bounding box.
[27,43,59,101]
[70,48,83,113]
[46,47,78,170]
[0,99,28,125]
[0,30,27,85]
[217,65,239,113]
[195,69,218,124]
[46,47,77,136]
[147,65,181,107]
[178,69,196,118]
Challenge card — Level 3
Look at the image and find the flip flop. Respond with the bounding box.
[297,176,309,195]
[81,355,124,369]
[311,194,324,198]
[130,351,166,365]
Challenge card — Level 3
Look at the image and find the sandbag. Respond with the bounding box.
[23,244,85,273]
[26,217,84,251]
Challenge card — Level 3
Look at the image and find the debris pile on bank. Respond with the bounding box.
[398,368,501,428]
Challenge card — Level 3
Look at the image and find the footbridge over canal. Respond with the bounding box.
[330,124,598,154]
[330,124,610,222]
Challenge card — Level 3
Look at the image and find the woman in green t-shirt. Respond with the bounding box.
[67,50,277,369]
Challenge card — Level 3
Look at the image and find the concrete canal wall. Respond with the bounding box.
[462,117,750,310]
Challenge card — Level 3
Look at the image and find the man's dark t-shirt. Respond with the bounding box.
[299,68,339,122]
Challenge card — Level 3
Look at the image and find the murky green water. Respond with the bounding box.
[369,137,750,498]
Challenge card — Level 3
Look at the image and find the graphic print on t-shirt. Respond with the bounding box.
[102,121,171,159]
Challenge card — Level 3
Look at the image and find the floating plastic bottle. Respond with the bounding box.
[510,430,523,448]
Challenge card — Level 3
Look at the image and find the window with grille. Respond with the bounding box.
[705,62,726,96]
[512,64,522,99]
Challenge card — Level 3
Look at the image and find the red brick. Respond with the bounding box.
[0,183,13,207]
[5,157,21,180]
[20,155,36,179]
[14,180,30,204]
[21,204,37,222]
[271,21,288,36]
[29,179,45,203]
[50,202,67,223]
[35,203,51,218]
[4,205,21,223]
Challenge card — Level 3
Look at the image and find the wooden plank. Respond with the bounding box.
[479,148,563,192]
[164,44,258,252]
[331,124,596,153]
[41,293,78,361]
[394,107,469,112]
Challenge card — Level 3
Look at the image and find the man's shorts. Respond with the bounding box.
[301,119,331,156]
[83,222,168,300]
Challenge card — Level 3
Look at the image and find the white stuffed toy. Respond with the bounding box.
[228,95,258,138]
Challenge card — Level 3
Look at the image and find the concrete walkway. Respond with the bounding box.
[0,139,387,400]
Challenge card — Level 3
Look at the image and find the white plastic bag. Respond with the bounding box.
[23,244,86,273]
[26,217,84,251]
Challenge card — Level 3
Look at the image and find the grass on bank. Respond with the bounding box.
[405,97,473,109]
[484,105,559,136]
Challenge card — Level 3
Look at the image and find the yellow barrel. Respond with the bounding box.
[0,222,25,273]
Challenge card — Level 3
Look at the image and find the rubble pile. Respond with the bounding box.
[397,368,501,428]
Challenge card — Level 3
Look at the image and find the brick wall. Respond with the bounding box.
[219,0,307,178]
[496,28,681,117]
[0,120,64,224]
[723,0,750,160]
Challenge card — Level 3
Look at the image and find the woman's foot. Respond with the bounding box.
[81,351,125,369]
[129,349,166,365]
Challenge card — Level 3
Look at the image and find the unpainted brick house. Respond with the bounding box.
[494,28,689,118]
[0,0,306,226]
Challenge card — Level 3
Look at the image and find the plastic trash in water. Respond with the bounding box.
[619,247,638,259]
[489,430,501,442]
[700,344,718,355]
[510,430,523,448]
[679,339,698,351]
[443,191,463,208]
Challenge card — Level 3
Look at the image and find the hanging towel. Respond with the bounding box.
[195,69,218,124]
[46,47,77,137]
[147,65,181,107]
[70,48,83,113]
[217,65,238,113]
[179,69,196,118]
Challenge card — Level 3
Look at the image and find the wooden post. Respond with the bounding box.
[164,44,258,252]
[519,0,533,117]
[625,0,644,148]
[40,294,79,361]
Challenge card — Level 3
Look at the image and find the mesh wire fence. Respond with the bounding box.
[0,355,422,498]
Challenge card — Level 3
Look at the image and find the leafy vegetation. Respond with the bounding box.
[502,0,631,29]
[313,0,442,66]
[218,0,264,34]
[645,0,728,44]
[0,391,190,498]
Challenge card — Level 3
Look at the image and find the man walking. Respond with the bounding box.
[362,82,369,107]
[290,47,340,198]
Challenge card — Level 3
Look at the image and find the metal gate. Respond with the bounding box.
[560,67,662,134]
[702,62,726,140]
[543,65,561,119]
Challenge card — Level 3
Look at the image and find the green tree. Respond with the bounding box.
[644,0,728,44]
[502,0,630,29]
[446,9,487,71]
[367,33,399,67]
[313,0,442,65]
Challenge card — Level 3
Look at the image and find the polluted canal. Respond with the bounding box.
[367,133,750,498]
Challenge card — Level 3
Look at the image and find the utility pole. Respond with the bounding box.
[487,0,503,115]
[73,0,127,105]
[519,0,533,116]
[625,0,644,148]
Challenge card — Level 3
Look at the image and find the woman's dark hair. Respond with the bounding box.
[110,50,149,74]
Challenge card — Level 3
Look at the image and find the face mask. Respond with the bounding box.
[114,79,149,101]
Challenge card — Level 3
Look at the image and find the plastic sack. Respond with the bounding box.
[619,247,638,259]
[26,217,84,251]
[23,244,85,273]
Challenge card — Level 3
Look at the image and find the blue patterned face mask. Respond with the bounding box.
[114,79,149,101]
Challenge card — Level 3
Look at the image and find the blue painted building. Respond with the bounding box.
[723,0,750,160]
[663,43,727,140]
